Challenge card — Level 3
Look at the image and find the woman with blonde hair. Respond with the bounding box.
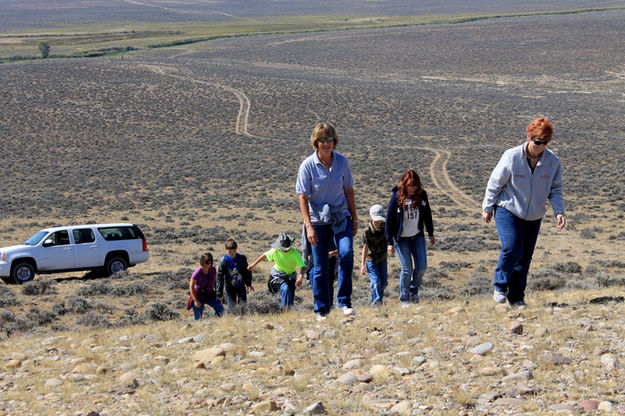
[482,117,565,308]
[296,122,358,320]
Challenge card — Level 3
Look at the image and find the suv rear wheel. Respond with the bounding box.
[12,262,35,284]
[105,256,128,276]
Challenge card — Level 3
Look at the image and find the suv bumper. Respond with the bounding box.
[0,261,10,277]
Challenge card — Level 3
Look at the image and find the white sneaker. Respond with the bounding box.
[493,290,507,303]
[401,302,411,308]
[340,306,355,316]
[316,313,327,322]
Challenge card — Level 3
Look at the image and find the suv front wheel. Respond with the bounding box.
[12,262,35,284]
[105,256,128,276]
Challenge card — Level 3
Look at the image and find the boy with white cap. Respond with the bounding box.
[360,204,388,306]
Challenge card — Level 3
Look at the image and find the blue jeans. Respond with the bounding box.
[226,284,247,313]
[395,233,427,302]
[310,220,353,315]
[280,279,296,308]
[366,260,388,305]
[192,296,224,320]
[494,207,542,304]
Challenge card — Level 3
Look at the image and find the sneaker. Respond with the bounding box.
[316,313,327,322]
[340,306,355,316]
[511,301,527,310]
[493,290,507,303]
[412,294,420,303]
[401,302,411,308]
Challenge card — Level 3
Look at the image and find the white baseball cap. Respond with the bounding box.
[369,204,386,221]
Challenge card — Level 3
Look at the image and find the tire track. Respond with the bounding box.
[415,145,480,210]
[138,63,257,138]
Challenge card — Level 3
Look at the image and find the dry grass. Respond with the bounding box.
[2,289,625,414]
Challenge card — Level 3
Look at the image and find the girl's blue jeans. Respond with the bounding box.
[395,233,427,302]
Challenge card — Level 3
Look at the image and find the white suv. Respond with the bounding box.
[0,223,149,284]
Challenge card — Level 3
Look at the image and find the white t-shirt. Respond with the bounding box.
[400,199,421,237]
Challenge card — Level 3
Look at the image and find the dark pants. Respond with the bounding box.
[226,284,247,313]
[494,207,542,304]
[192,296,224,320]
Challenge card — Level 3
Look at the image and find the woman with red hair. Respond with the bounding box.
[385,170,435,306]
[482,117,566,308]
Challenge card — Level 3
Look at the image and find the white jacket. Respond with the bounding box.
[483,143,564,221]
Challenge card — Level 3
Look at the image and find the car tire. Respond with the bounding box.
[105,256,128,276]
[11,262,35,284]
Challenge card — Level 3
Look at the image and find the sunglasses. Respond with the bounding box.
[532,139,550,146]
[317,137,334,143]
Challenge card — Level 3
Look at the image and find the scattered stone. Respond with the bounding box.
[369,365,390,379]
[357,373,373,383]
[442,306,464,316]
[510,321,523,335]
[601,354,618,370]
[45,378,63,387]
[251,400,277,413]
[194,361,206,369]
[177,337,194,344]
[211,355,226,365]
[548,403,579,414]
[342,359,362,369]
[5,359,21,369]
[578,400,598,411]
[119,372,140,389]
[598,401,613,412]
[389,400,412,415]
[470,342,493,355]
[394,367,411,376]
[304,330,319,340]
[12,353,27,361]
[541,351,572,365]
[304,401,326,414]
[248,351,266,358]
[220,383,236,392]
[336,373,358,385]
[502,371,533,383]
[413,356,427,366]
[219,342,237,353]
[193,347,225,365]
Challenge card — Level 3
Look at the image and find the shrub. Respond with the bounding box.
[76,312,111,328]
[597,273,625,288]
[28,308,57,325]
[37,40,50,59]
[66,297,92,314]
[529,269,566,291]
[553,262,583,275]
[77,282,112,296]
[143,302,179,321]
[111,282,150,296]
[459,271,492,297]
[52,302,66,316]
[0,286,17,307]
[22,280,57,296]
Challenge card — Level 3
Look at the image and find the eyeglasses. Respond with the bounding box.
[532,139,550,146]
[317,137,334,143]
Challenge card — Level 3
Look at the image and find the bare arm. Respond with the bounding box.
[299,193,317,246]
[247,254,267,270]
[344,187,358,236]
[360,245,368,276]
[189,279,200,307]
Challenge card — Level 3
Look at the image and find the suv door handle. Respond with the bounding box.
[63,248,72,252]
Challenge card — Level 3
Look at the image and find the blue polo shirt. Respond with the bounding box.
[296,151,354,224]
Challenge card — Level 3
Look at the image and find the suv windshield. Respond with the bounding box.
[24,231,49,245]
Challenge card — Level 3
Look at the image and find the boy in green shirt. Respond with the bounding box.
[248,233,306,309]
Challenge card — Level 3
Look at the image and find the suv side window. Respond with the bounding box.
[98,226,142,241]
[45,230,70,246]
[73,228,95,244]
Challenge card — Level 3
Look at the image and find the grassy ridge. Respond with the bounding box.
[1,6,624,63]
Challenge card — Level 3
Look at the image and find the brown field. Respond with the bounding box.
[1,3,625,414]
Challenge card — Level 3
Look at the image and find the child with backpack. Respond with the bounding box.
[217,238,254,313]
[188,252,224,320]
[248,232,305,309]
